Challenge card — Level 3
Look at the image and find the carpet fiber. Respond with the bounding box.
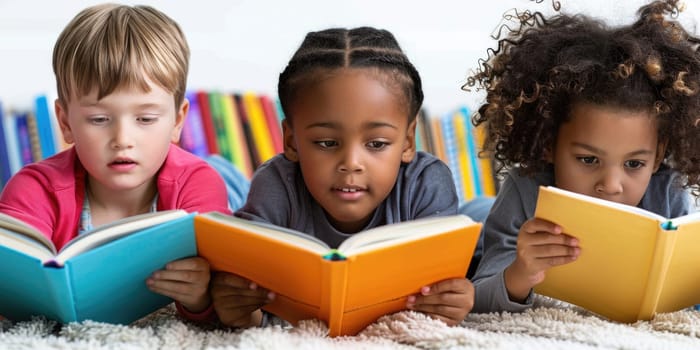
[2,297,700,349]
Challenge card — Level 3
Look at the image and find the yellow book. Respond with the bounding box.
[220,93,253,178]
[242,92,276,164]
[195,213,481,336]
[533,186,700,322]
[474,124,497,196]
[451,111,475,201]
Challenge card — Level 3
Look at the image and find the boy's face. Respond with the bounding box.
[283,68,416,233]
[56,79,187,195]
[548,102,664,206]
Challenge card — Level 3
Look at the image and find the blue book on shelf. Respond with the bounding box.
[0,210,196,324]
[15,113,34,166]
[181,91,209,158]
[460,106,483,197]
[441,113,463,204]
[0,102,11,187]
[34,95,57,159]
[3,112,21,175]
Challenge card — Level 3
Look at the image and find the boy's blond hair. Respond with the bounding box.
[53,3,189,108]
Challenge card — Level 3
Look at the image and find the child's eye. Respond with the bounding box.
[576,156,598,165]
[88,116,110,125]
[624,160,646,169]
[314,140,338,149]
[366,141,388,150]
[137,116,158,124]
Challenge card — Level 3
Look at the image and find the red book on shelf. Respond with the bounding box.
[196,90,219,155]
[259,95,284,154]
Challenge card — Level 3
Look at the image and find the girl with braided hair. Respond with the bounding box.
[211,27,475,328]
[467,0,700,313]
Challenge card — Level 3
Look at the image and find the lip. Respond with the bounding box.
[108,157,137,172]
[333,185,367,200]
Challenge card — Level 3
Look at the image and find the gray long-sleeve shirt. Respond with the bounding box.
[471,165,691,313]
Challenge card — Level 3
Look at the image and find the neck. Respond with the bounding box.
[86,178,157,219]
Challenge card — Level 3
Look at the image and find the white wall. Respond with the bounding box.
[0,0,697,115]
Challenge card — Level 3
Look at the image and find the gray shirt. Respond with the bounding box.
[472,164,691,313]
[235,151,459,247]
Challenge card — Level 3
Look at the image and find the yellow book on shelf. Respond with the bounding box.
[195,213,481,336]
[533,186,700,322]
[429,116,446,164]
[474,124,496,196]
[451,111,475,201]
[242,92,276,164]
[220,93,253,178]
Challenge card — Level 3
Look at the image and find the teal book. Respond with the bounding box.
[0,210,196,324]
[34,95,57,160]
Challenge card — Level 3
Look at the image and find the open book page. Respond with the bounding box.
[668,210,700,228]
[338,215,475,257]
[53,209,188,265]
[0,227,56,261]
[542,186,667,221]
[200,212,331,255]
[0,212,56,255]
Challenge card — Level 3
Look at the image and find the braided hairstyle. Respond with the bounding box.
[278,27,423,124]
[465,0,700,194]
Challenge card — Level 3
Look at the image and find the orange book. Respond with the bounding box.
[195,213,481,336]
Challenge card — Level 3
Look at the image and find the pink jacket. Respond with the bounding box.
[0,144,231,249]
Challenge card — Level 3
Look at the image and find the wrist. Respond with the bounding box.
[504,264,533,303]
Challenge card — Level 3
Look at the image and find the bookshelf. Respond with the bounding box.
[0,92,497,204]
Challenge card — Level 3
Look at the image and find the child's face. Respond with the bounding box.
[549,103,664,206]
[283,68,416,233]
[56,79,187,195]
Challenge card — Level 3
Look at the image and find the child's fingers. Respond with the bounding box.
[165,257,209,271]
[210,279,273,300]
[521,218,562,236]
[410,304,465,326]
[529,242,580,260]
[151,269,209,284]
[421,278,473,295]
[211,272,254,289]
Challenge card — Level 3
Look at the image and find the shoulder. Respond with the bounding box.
[641,164,691,217]
[249,154,299,186]
[5,148,80,191]
[492,166,553,216]
[402,151,452,179]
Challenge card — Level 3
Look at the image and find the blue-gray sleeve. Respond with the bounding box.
[234,157,292,226]
[471,173,535,313]
[407,157,459,218]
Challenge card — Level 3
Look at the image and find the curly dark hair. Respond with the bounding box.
[277,26,423,124]
[465,0,700,194]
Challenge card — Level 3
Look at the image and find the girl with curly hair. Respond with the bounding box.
[466,0,700,313]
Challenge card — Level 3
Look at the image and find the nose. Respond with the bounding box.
[337,145,364,173]
[111,119,133,150]
[595,168,623,196]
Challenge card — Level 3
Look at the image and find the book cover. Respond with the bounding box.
[533,186,700,322]
[196,91,219,155]
[195,213,482,336]
[0,210,196,324]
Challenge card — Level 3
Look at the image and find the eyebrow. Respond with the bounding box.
[305,121,398,130]
[571,142,655,157]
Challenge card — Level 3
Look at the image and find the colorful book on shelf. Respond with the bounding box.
[259,95,284,155]
[242,92,276,165]
[533,186,700,323]
[220,93,253,178]
[474,123,497,196]
[15,112,34,166]
[0,210,196,324]
[0,102,11,188]
[440,113,462,203]
[208,92,233,162]
[196,90,219,155]
[33,95,57,160]
[180,91,209,158]
[195,212,482,336]
[451,109,474,202]
[460,107,484,197]
[2,110,21,176]
[234,94,261,169]
[429,115,445,166]
[25,112,42,163]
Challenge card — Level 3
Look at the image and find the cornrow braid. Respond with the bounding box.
[278,27,423,123]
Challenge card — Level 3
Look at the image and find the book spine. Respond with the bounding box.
[320,258,349,337]
[15,113,34,166]
[0,101,11,187]
[180,91,210,158]
[637,228,677,320]
[42,265,77,322]
[461,107,484,197]
[221,93,253,178]
[196,91,220,155]
[34,95,57,159]
[243,92,276,165]
[3,111,21,174]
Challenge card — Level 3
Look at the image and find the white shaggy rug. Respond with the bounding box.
[2,296,700,349]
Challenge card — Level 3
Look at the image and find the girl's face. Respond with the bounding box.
[56,78,187,198]
[549,102,664,206]
[283,68,416,233]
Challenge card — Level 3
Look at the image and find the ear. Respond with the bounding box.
[401,118,418,163]
[652,140,667,172]
[55,99,74,144]
[282,119,299,162]
[543,146,554,163]
[171,98,189,143]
